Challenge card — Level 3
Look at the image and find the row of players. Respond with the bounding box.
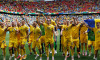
[0,14,99,60]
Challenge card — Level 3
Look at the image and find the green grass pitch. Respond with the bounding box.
[0,30,100,60]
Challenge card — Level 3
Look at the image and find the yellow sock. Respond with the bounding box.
[21,49,23,57]
[88,47,91,53]
[40,54,42,57]
[29,46,32,53]
[3,48,6,57]
[71,49,74,56]
[33,49,37,55]
[46,47,49,57]
[52,48,54,57]
[14,50,17,58]
[65,48,67,56]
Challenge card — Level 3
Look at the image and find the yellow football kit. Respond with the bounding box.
[28,25,34,44]
[80,25,88,43]
[93,28,100,50]
[62,25,72,48]
[19,25,28,45]
[43,23,54,46]
[32,27,41,49]
[8,27,18,48]
[61,25,66,46]
[43,23,55,57]
[71,24,80,48]
[17,27,21,45]
[40,35,45,43]
[0,27,7,48]
[62,25,72,56]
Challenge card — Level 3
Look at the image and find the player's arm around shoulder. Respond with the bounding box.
[84,22,93,31]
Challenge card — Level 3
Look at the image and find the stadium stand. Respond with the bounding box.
[0,0,99,14]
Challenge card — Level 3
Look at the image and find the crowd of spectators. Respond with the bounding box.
[0,0,99,14]
[0,14,100,24]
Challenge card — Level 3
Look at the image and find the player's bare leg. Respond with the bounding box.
[20,45,26,60]
[17,45,21,59]
[77,48,80,58]
[39,48,42,60]
[51,43,54,60]
[32,48,39,59]
[95,50,98,60]
[9,47,13,60]
[81,43,84,56]
[45,44,49,60]
[85,43,87,56]
[71,47,74,60]
[28,43,32,55]
[88,45,92,56]
[14,48,17,60]
[64,48,67,60]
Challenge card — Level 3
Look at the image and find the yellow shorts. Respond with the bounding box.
[63,38,71,49]
[17,38,21,45]
[32,39,41,49]
[80,36,87,43]
[45,37,54,47]
[95,41,100,50]
[20,37,27,45]
[88,40,95,47]
[40,36,45,43]
[0,41,7,48]
[28,37,33,44]
[72,39,79,48]
[9,41,17,48]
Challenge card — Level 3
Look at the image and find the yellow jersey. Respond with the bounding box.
[16,27,21,40]
[8,27,18,42]
[62,25,72,38]
[93,28,100,41]
[0,27,6,42]
[80,25,88,36]
[43,23,54,38]
[19,25,28,38]
[30,25,34,39]
[34,27,41,41]
[71,24,80,39]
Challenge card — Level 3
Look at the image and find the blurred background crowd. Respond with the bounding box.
[0,0,99,25]
[0,0,100,13]
[0,14,100,24]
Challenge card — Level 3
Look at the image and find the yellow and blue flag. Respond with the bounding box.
[84,19,100,32]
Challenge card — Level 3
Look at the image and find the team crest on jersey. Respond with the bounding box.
[66,28,68,30]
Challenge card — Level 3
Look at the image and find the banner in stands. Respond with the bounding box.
[0,9,100,15]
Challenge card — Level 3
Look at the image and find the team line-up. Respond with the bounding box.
[0,14,100,60]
